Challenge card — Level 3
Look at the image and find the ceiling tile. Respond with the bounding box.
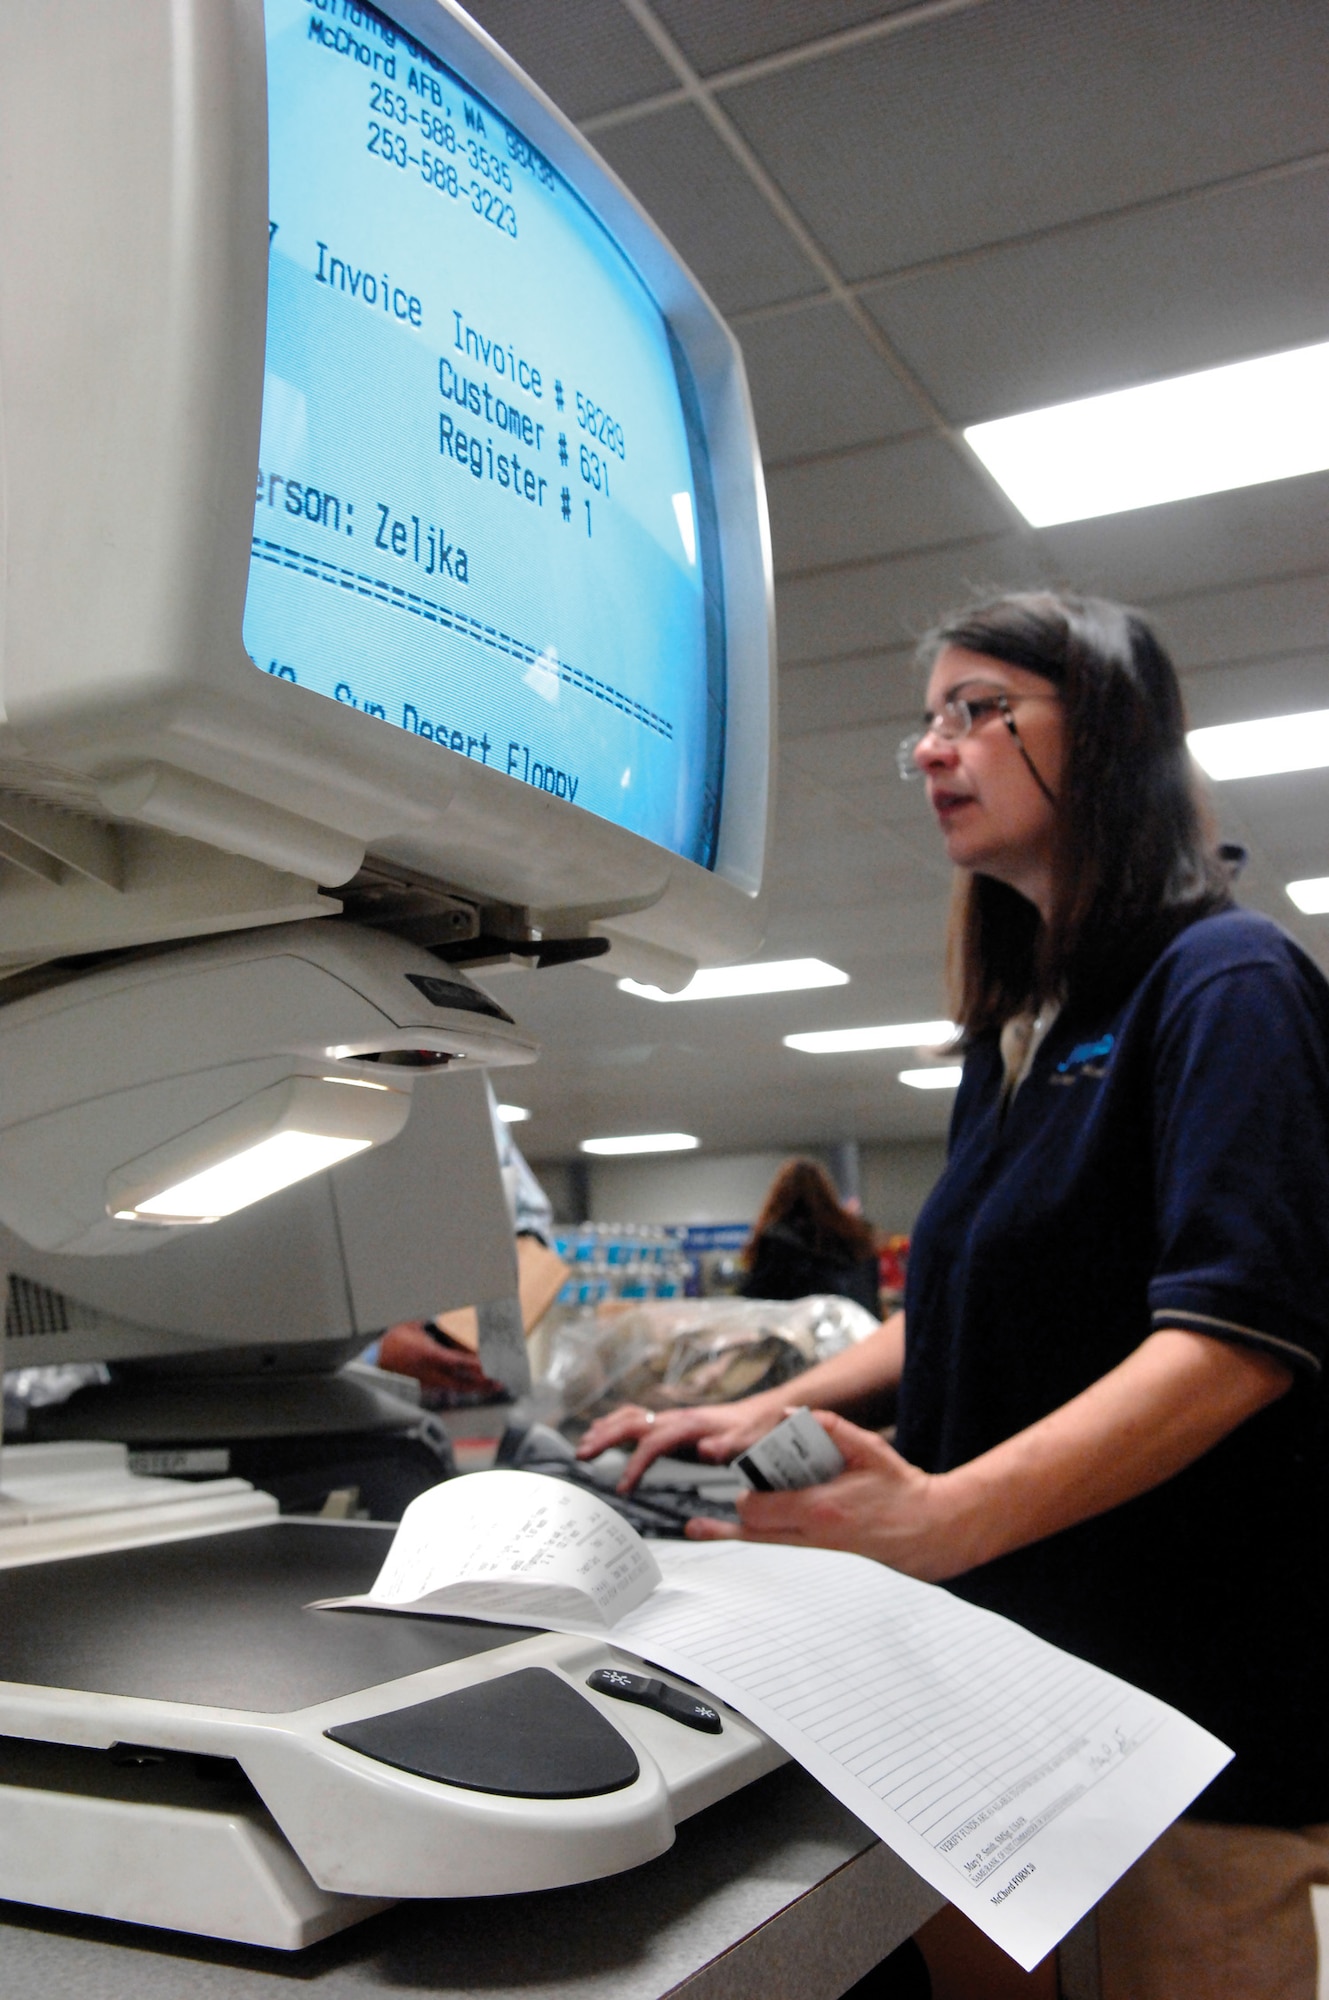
[782,720,909,788]
[460,0,676,120]
[779,648,919,736]
[738,301,925,460]
[1151,574,1329,671]
[767,772,925,908]
[761,896,949,971]
[776,534,1036,663]
[653,0,920,77]
[863,166,1329,423]
[442,4,1329,1165]
[1034,473,1329,607]
[767,434,1009,574]
[592,103,821,314]
[768,1058,958,1143]
[1181,652,1329,730]
[1213,771,1329,881]
[721,0,1329,280]
[838,772,946,839]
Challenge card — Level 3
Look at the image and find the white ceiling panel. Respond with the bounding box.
[445,1,1329,1167]
[863,164,1329,423]
[762,895,951,972]
[592,104,823,313]
[776,534,1037,664]
[1182,653,1329,730]
[772,1055,958,1139]
[459,0,675,120]
[1035,474,1329,608]
[782,720,916,791]
[779,648,919,737]
[1212,780,1329,973]
[1152,575,1329,672]
[720,0,1329,280]
[836,774,950,840]
[506,964,957,1156]
[652,0,922,77]
[1212,770,1329,867]
[768,776,948,907]
[767,434,1009,574]
[737,300,923,461]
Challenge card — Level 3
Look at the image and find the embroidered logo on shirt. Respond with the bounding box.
[1050,1033,1115,1085]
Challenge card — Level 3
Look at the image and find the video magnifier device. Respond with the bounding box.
[0,0,776,1948]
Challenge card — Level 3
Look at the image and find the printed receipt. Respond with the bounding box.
[361,1470,661,1625]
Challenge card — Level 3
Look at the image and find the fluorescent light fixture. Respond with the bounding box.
[320,1075,391,1090]
[964,340,1329,527]
[580,1132,699,1156]
[898,1066,964,1091]
[496,1102,531,1123]
[107,1075,409,1224]
[1187,711,1329,781]
[672,491,696,565]
[784,1019,955,1054]
[621,958,848,1003]
[1287,878,1329,914]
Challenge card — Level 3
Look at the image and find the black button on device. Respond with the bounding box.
[587,1667,723,1734]
[326,1666,640,1798]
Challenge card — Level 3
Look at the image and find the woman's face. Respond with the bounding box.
[917,645,1065,915]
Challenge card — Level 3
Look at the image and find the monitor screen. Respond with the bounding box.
[246,0,727,869]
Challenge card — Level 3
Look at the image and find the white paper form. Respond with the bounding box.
[325,1478,1228,1968]
[364,1470,661,1626]
[611,1543,1229,1969]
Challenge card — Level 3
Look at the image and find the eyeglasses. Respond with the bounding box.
[896,687,1059,805]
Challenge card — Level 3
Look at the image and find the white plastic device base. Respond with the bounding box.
[0,1440,277,1568]
[0,1444,366,1945]
[0,1762,393,1950]
[0,1476,787,1950]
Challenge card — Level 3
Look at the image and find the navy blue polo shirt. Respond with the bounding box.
[897,908,1329,1825]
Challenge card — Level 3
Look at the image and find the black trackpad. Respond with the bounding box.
[327,1666,641,1799]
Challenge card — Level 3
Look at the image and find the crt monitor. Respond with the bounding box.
[0,0,774,1378]
[0,0,775,991]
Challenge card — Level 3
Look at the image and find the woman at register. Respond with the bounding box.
[579,593,1329,1998]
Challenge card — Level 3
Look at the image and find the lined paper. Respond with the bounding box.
[611,1543,1228,1967]
[328,1475,1228,1968]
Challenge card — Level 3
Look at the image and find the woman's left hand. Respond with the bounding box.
[685,1410,972,1582]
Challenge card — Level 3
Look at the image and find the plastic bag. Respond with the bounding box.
[537,1294,879,1422]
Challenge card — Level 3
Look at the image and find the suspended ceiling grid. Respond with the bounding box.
[458,0,1329,1159]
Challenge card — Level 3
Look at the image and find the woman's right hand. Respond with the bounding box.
[576,1396,786,1493]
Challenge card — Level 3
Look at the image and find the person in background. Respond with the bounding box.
[374,1085,555,1401]
[581,592,1329,2000]
[737,1157,880,1316]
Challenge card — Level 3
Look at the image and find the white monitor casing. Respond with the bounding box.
[0,0,775,989]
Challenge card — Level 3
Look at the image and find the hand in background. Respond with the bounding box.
[378,1322,507,1400]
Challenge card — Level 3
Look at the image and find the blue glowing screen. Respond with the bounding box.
[245,0,726,866]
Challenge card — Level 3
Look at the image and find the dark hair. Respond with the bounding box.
[745,1157,876,1264]
[919,591,1229,1037]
